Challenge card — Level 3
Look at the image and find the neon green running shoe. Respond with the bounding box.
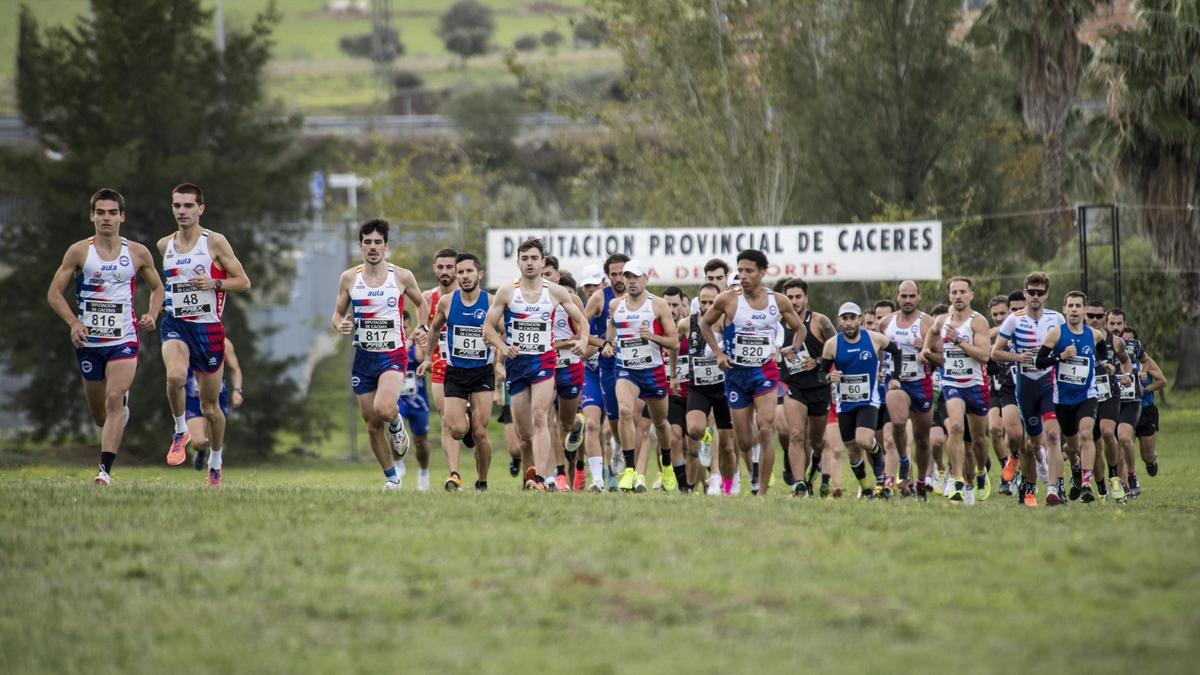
[618,467,636,491]
[633,474,647,493]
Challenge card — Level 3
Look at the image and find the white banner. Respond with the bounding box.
[485,222,941,288]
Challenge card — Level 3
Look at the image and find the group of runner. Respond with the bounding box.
[53,199,1167,505]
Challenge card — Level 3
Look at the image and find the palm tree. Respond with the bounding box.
[1096,0,1200,389]
[971,0,1100,255]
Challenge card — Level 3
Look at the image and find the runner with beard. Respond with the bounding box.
[985,295,1021,496]
[777,278,836,497]
[661,286,694,491]
[878,281,932,497]
[1084,299,1130,501]
[680,283,734,495]
[583,253,629,486]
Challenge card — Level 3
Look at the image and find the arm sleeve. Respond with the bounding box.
[1094,337,1108,361]
[884,340,903,379]
[818,357,836,384]
[1034,345,1058,369]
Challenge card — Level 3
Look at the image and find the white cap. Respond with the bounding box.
[623,259,648,277]
[837,302,862,317]
[729,272,741,286]
[579,264,604,286]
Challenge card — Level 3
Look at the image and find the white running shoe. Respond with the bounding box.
[94,469,111,486]
[731,473,742,496]
[565,412,585,453]
[417,469,430,492]
[389,417,410,458]
[963,485,976,505]
[941,473,955,498]
[393,455,407,478]
[612,447,626,475]
[383,479,401,492]
[1036,446,1049,485]
[698,437,712,468]
[706,474,721,495]
[931,471,945,493]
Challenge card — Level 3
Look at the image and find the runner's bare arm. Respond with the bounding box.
[482,286,515,356]
[816,312,835,342]
[553,284,590,355]
[131,242,164,328]
[425,294,452,347]
[205,233,250,292]
[777,292,807,353]
[46,242,88,347]
[921,316,945,366]
[698,291,733,359]
[396,268,425,324]
[225,338,244,407]
[1143,354,1167,392]
[331,269,354,335]
[958,314,992,363]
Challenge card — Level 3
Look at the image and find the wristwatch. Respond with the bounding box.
[215,279,223,291]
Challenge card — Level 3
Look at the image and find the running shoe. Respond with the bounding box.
[949,481,964,502]
[192,445,209,471]
[572,467,586,492]
[206,467,222,488]
[1023,491,1038,508]
[914,482,929,501]
[1069,472,1082,501]
[462,405,475,449]
[792,480,810,497]
[445,473,462,492]
[545,477,557,492]
[509,456,520,477]
[1080,485,1095,503]
[661,465,678,492]
[612,445,626,474]
[524,466,539,491]
[633,474,647,493]
[1036,446,1049,484]
[1146,459,1159,477]
[963,485,976,505]
[1002,455,1019,483]
[389,417,410,458]
[977,472,991,501]
[417,469,431,492]
[1045,490,1064,507]
[383,479,402,492]
[997,479,1012,496]
[618,467,636,491]
[706,475,721,496]
[820,482,832,499]
[565,412,585,453]
[1108,476,1127,501]
[832,487,843,499]
[589,480,605,493]
[941,473,955,498]
[474,481,488,493]
[652,476,663,491]
[167,431,190,466]
[94,469,111,486]
[555,474,570,492]
[698,438,712,468]
[1127,475,1141,499]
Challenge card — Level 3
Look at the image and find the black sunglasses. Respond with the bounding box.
[1086,312,1106,319]
[1024,288,1047,297]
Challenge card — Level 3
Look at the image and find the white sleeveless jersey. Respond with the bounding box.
[729,291,779,367]
[940,311,986,388]
[883,312,927,381]
[505,279,555,355]
[77,237,138,347]
[613,294,664,370]
[350,265,406,352]
[162,230,225,324]
[553,303,580,368]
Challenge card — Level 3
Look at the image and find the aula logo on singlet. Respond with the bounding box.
[367,290,383,297]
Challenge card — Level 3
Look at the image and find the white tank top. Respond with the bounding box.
[729,291,779,367]
[77,237,138,347]
[883,312,927,381]
[350,265,406,352]
[940,311,985,388]
[505,279,555,355]
[163,230,225,324]
[613,294,663,369]
[553,304,580,368]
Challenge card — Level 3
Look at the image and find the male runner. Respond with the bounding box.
[331,219,424,490]
[187,338,242,471]
[662,286,695,491]
[923,277,992,503]
[992,272,1065,507]
[1085,299,1130,500]
[878,280,932,496]
[1113,322,1166,497]
[986,295,1022,495]
[425,253,494,492]
[680,283,734,495]
[158,183,250,487]
[1132,336,1166,494]
[540,257,586,491]
[47,188,164,485]
[422,248,463,450]
[1035,290,1114,503]
[819,302,903,499]
[778,278,836,497]
[699,249,807,496]
[604,260,679,492]
[583,253,629,483]
[483,238,588,489]
[576,264,609,492]
[399,310,432,490]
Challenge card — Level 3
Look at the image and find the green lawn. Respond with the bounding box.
[1,0,607,114]
[3,380,1199,672]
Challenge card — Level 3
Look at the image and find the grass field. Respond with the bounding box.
[0,0,618,114]
[3,382,1199,672]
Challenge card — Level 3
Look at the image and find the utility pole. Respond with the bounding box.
[370,0,395,121]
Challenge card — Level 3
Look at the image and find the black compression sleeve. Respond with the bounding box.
[884,340,903,379]
[818,357,835,383]
[1034,345,1057,369]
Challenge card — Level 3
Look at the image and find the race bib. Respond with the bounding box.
[1119,376,1137,401]
[1018,354,1043,375]
[618,336,658,368]
[943,347,973,379]
[450,325,486,360]
[510,320,550,355]
[838,373,871,404]
[82,300,126,339]
[675,354,691,381]
[586,350,599,368]
[731,334,771,367]
[1055,356,1091,387]
[400,372,418,398]
[1096,376,1111,401]
[691,355,724,386]
[169,280,214,319]
[899,352,920,380]
[356,318,399,351]
[783,343,812,375]
[437,326,450,358]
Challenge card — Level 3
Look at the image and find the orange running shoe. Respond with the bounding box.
[1023,491,1037,508]
[1002,455,1019,483]
[572,467,586,492]
[556,474,570,492]
[167,431,191,466]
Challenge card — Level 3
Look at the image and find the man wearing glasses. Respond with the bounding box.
[991,272,1066,507]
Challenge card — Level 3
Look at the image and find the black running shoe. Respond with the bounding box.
[462,404,475,449]
[1080,485,1095,503]
[192,445,208,471]
[782,468,795,488]
[1147,460,1158,477]
[509,456,520,477]
[792,480,810,497]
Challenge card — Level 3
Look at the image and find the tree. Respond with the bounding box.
[2,1,321,453]
[572,15,608,48]
[1096,0,1200,389]
[339,26,404,61]
[514,34,539,52]
[971,0,1099,254]
[541,30,564,52]
[437,0,495,64]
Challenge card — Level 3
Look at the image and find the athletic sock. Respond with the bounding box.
[100,451,116,474]
[475,480,487,490]
[821,473,830,486]
[782,451,793,476]
[1082,468,1094,486]
[751,443,761,462]
[556,465,566,477]
[575,458,585,471]
[898,455,911,480]
[673,464,688,491]
[384,466,398,481]
[623,449,635,469]
[588,456,604,484]
[1108,464,1119,478]
[985,457,992,473]
[209,448,223,470]
[660,447,671,468]
[388,417,401,433]
[851,459,867,482]
[868,446,884,481]
[173,415,187,434]
[721,476,733,493]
